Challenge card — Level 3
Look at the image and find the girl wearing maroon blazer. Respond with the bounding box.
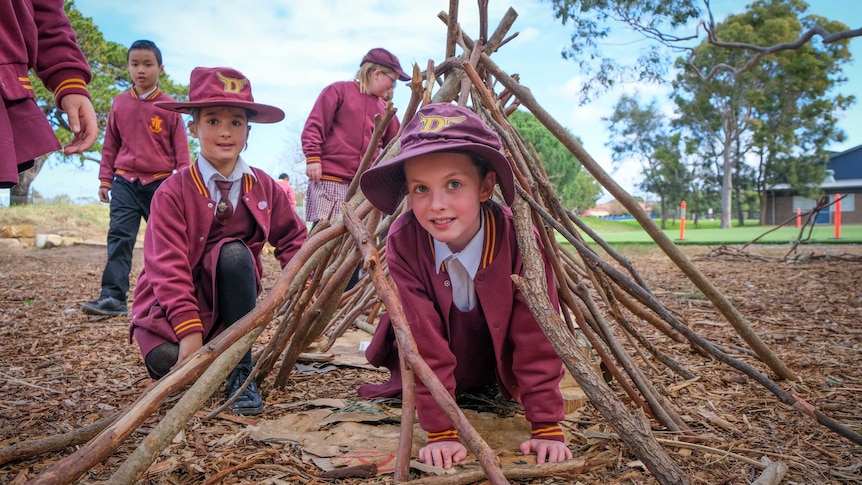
[130,67,307,415]
[359,103,573,468]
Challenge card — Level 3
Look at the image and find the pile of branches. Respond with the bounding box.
[7,3,861,484]
[700,195,862,263]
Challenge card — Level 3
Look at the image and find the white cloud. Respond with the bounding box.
[27,0,862,204]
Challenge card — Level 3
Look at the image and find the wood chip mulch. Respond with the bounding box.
[0,243,860,484]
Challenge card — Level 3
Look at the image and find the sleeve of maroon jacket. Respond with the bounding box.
[505,224,565,438]
[32,0,92,106]
[300,84,340,163]
[258,172,307,268]
[142,178,205,339]
[97,98,121,187]
[169,110,191,171]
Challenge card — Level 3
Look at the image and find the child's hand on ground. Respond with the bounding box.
[519,438,573,464]
[418,441,467,469]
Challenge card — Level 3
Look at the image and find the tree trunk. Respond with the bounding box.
[720,148,733,229]
[659,196,667,230]
[10,155,47,205]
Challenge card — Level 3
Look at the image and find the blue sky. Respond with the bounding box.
[23,0,862,204]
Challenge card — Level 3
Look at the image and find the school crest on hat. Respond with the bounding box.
[216,72,248,94]
[417,113,467,133]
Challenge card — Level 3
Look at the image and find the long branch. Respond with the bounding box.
[342,206,509,485]
[28,223,348,485]
[478,50,796,381]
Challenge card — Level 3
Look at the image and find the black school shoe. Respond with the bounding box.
[225,359,264,416]
[81,296,128,317]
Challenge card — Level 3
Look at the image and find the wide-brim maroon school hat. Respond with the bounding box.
[156,67,284,123]
[360,103,515,215]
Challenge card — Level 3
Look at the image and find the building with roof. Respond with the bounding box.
[764,144,862,225]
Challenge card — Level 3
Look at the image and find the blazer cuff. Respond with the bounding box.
[531,423,565,442]
[427,429,459,443]
[171,312,204,339]
[53,76,91,109]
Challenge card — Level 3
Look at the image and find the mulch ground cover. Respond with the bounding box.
[1,242,860,484]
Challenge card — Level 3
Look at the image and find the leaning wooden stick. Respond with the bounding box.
[28,223,348,485]
[106,329,263,485]
[476,50,797,382]
[509,198,689,485]
[520,186,862,447]
[342,206,509,485]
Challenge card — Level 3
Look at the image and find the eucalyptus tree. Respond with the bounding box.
[605,94,691,228]
[547,0,860,101]
[672,0,851,228]
[508,109,604,212]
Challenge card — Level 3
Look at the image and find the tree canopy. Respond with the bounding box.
[548,0,861,102]
[508,109,603,212]
[604,94,690,228]
[14,0,190,202]
[672,0,852,228]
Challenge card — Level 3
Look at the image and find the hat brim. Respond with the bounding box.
[155,100,285,124]
[360,140,515,215]
[393,67,411,82]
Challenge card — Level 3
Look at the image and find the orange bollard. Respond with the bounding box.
[679,200,686,240]
[796,207,801,228]
[835,193,841,239]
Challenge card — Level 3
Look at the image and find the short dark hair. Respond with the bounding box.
[128,39,163,66]
[278,173,289,180]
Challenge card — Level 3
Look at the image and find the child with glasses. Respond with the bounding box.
[302,48,410,227]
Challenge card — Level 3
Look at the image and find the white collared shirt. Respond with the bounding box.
[197,156,256,215]
[137,86,157,99]
[434,215,484,310]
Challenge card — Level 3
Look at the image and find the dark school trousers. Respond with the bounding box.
[100,176,162,300]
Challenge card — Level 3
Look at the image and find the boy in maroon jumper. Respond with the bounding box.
[130,67,307,415]
[302,47,409,225]
[2,0,98,188]
[359,103,573,468]
[83,40,191,317]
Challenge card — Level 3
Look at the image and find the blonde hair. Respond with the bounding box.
[356,62,395,95]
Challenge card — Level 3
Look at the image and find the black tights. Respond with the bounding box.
[145,241,257,379]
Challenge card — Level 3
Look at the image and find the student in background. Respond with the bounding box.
[276,173,297,212]
[82,40,190,317]
[301,47,409,226]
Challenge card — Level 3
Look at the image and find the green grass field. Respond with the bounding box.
[575,217,862,245]
[1,203,859,246]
